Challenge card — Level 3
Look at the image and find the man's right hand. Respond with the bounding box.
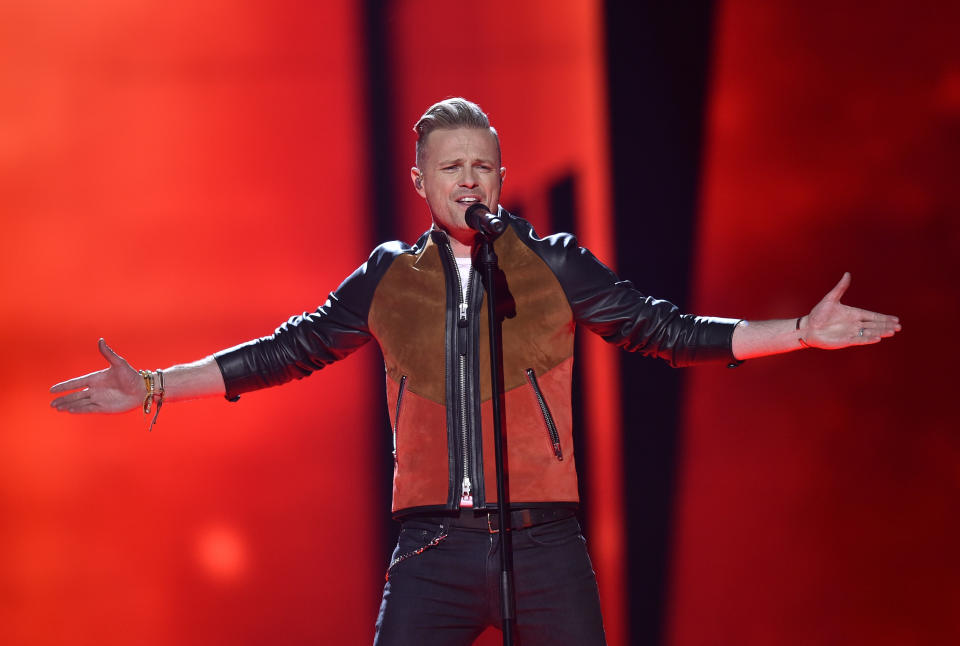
[49,339,145,414]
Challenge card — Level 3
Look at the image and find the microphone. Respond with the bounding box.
[464,203,506,238]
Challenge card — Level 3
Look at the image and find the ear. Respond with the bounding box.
[411,167,425,197]
[499,166,506,185]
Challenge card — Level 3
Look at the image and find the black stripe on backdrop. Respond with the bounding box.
[605,3,716,645]
[361,0,402,569]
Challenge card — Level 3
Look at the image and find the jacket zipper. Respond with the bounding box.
[443,240,475,508]
[392,375,407,464]
[525,368,563,461]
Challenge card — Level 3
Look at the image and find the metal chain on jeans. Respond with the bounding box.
[384,532,449,581]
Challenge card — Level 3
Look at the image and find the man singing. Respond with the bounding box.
[50,98,901,645]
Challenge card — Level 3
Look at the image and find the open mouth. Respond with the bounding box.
[455,197,481,207]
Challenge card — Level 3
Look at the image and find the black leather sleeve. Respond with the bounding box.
[213,241,406,401]
[513,216,741,368]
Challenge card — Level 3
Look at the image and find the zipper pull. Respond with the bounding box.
[460,476,473,508]
[552,441,563,461]
[457,304,469,356]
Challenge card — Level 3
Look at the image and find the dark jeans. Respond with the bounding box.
[374,515,607,646]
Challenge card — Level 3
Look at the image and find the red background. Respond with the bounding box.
[2,1,957,645]
[673,3,960,645]
[1,3,379,644]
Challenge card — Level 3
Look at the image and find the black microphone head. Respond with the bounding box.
[464,202,491,231]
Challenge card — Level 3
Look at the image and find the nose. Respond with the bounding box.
[459,167,478,188]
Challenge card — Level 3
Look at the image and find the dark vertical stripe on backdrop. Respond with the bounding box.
[604,2,716,644]
[362,0,402,567]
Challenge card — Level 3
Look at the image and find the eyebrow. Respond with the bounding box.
[436,157,497,166]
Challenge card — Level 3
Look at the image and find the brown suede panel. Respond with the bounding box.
[372,228,580,512]
[368,237,447,405]
[387,375,450,513]
[478,227,575,400]
[481,357,579,505]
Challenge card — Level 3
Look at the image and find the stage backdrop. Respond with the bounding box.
[1,3,379,644]
[670,2,960,645]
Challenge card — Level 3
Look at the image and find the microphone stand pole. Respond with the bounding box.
[475,230,515,646]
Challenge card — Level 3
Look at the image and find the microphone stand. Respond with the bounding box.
[475,229,516,646]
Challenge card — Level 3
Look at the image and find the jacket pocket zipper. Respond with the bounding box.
[393,375,407,464]
[525,368,563,461]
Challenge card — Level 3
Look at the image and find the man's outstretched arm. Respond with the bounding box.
[49,338,225,414]
[731,272,901,360]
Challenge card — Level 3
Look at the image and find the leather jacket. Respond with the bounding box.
[214,210,740,517]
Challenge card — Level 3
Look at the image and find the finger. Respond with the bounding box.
[56,402,103,414]
[861,319,901,333]
[50,390,91,408]
[851,324,897,344]
[50,371,99,393]
[98,338,129,369]
[824,271,851,303]
[850,318,902,340]
[855,309,900,325]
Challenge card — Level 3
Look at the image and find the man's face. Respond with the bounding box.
[411,127,505,243]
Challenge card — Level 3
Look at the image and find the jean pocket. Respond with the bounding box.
[526,516,580,548]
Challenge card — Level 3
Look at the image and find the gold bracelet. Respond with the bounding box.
[139,369,154,414]
[138,369,165,431]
